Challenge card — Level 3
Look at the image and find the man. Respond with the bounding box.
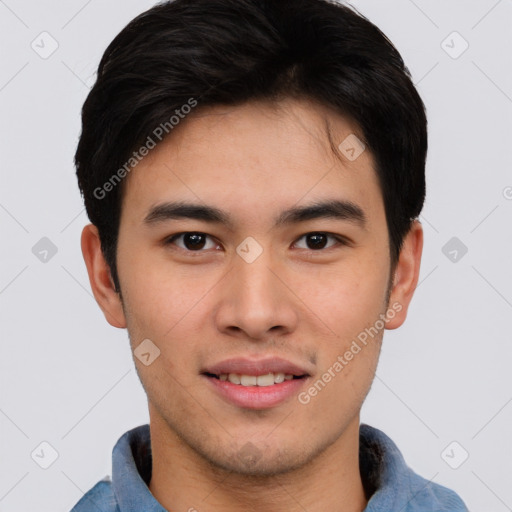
[71,0,469,510]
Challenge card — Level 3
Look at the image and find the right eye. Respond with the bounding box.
[164,232,221,252]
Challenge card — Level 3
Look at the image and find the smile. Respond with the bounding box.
[207,372,305,386]
[203,372,309,409]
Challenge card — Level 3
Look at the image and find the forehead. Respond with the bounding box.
[120,98,384,228]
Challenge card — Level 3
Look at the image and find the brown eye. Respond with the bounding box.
[294,232,342,251]
[306,233,328,249]
[183,233,207,250]
[166,232,217,251]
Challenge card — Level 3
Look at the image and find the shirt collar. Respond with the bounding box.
[112,423,166,512]
[359,423,467,511]
[111,422,466,512]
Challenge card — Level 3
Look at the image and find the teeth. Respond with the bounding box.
[228,373,241,384]
[240,375,257,386]
[257,373,275,386]
[274,372,285,383]
[219,372,296,386]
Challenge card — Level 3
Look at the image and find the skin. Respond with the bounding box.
[81,98,423,512]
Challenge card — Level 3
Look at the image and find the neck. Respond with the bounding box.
[148,412,368,512]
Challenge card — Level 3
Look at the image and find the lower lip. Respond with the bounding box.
[203,375,308,409]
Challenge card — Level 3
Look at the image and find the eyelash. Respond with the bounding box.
[163,232,350,254]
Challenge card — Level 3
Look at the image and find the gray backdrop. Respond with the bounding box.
[1,0,511,510]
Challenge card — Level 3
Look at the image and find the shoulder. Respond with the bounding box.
[407,477,469,512]
[69,476,119,512]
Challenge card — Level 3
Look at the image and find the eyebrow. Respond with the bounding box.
[143,199,367,230]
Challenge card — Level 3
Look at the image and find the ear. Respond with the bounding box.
[385,219,423,330]
[81,224,127,328]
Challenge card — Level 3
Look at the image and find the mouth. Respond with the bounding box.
[200,357,312,409]
[202,372,310,409]
[203,371,307,386]
[201,355,312,380]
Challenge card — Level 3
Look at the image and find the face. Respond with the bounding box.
[84,98,421,477]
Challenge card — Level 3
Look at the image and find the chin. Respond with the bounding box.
[207,448,313,478]
[189,434,325,479]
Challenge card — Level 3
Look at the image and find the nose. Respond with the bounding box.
[213,246,299,341]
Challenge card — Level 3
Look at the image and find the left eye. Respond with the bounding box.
[293,232,342,251]
[166,232,219,251]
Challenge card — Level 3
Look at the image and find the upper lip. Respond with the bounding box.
[202,357,312,377]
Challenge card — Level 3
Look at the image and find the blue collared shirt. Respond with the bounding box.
[70,423,469,511]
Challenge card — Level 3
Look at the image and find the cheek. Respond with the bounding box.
[300,259,388,399]
[310,257,389,328]
[304,271,386,412]
[118,243,201,333]
[119,260,216,376]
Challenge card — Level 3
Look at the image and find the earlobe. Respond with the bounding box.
[385,220,423,330]
[81,224,127,328]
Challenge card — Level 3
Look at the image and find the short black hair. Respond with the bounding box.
[75,0,427,292]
